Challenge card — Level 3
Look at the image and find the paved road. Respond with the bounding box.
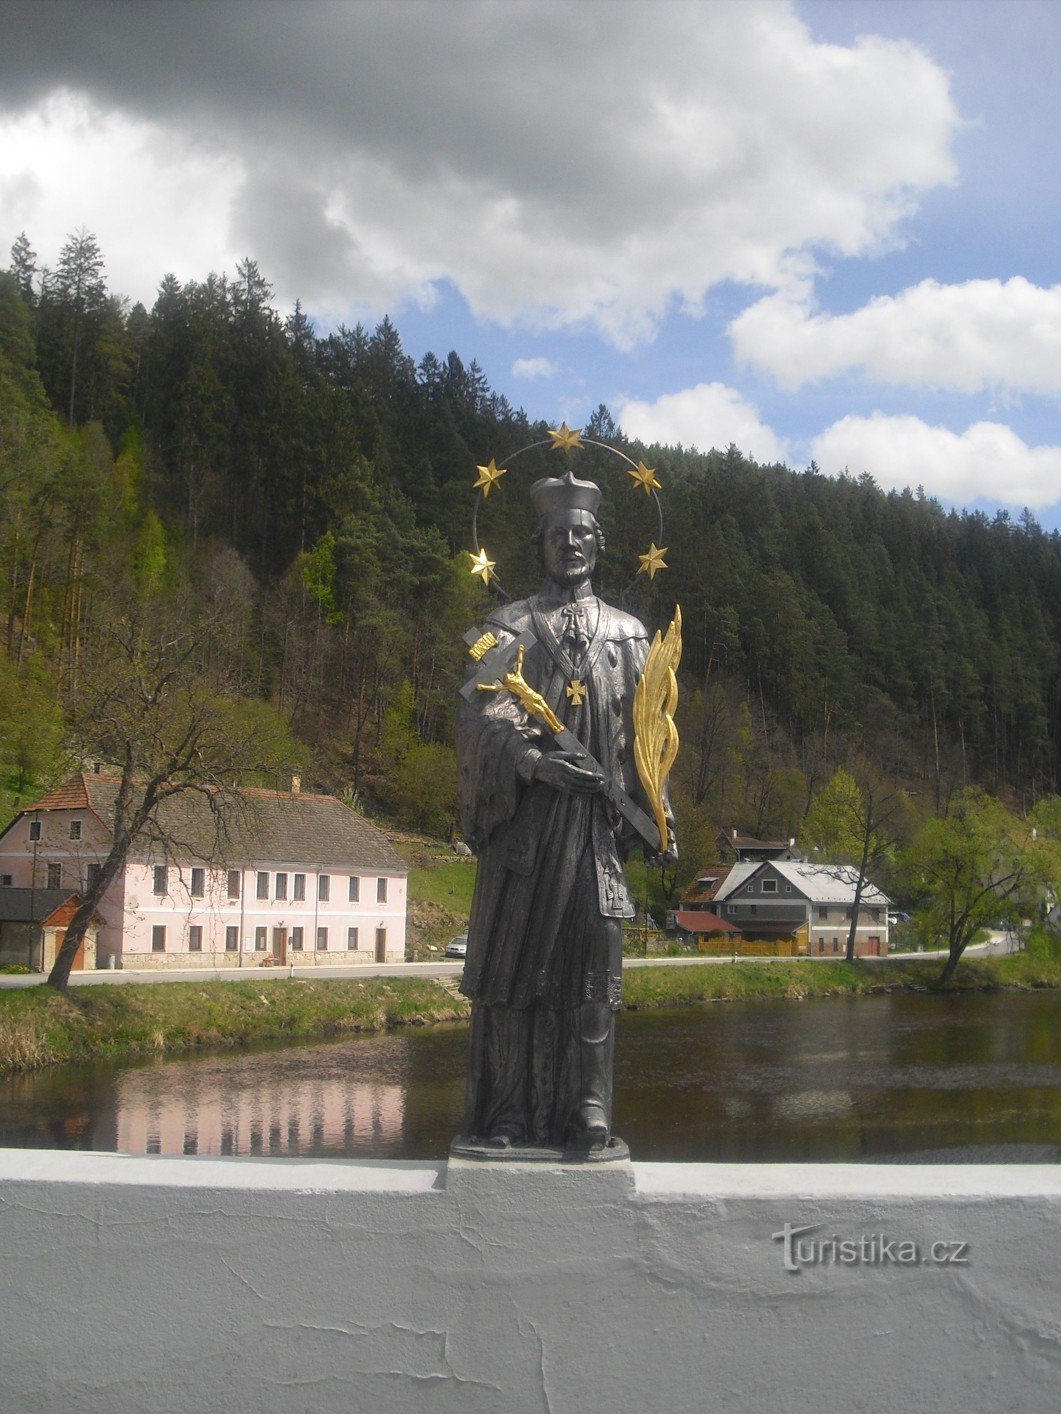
[0,932,1017,989]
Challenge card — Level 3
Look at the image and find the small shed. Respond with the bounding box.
[0,889,100,972]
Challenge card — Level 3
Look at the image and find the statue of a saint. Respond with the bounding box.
[455,469,676,1153]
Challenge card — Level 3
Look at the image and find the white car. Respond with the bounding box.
[444,934,468,959]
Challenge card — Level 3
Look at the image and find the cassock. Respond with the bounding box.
[455,581,653,1144]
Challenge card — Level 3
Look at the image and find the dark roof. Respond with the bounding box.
[0,888,77,924]
[12,775,407,873]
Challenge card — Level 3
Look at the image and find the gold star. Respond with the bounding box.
[637,543,668,580]
[566,679,586,706]
[467,547,496,586]
[627,460,662,495]
[547,422,583,455]
[473,458,507,497]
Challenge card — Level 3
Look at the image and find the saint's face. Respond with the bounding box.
[540,511,599,587]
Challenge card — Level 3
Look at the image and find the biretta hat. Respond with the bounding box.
[529,470,601,521]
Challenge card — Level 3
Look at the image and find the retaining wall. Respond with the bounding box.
[0,1150,1057,1412]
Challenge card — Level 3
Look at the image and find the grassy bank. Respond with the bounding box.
[0,976,471,1074]
[623,951,1061,1009]
[1,953,1057,1075]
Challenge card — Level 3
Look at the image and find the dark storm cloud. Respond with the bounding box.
[0,1,960,343]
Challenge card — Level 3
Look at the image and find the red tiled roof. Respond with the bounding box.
[26,774,95,811]
[674,910,741,934]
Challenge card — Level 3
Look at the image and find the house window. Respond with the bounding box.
[86,862,101,889]
[749,904,757,915]
[152,925,166,952]
[0,874,12,888]
[275,872,287,900]
[225,926,239,952]
[293,873,306,901]
[818,938,824,954]
[190,867,205,898]
[761,879,777,893]
[256,872,269,899]
[188,925,202,952]
[317,926,328,950]
[348,876,360,903]
[833,937,840,951]
[227,869,241,899]
[290,926,304,951]
[376,877,388,904]
[254,926,267,951]
[785,885,792,893]
[347,926,359,951]
[318,875,330,902]
[153,864,168,896]
[28,820,41,842]
[46,862,62,890]
[69,820,82,841]
[818,907,828,921]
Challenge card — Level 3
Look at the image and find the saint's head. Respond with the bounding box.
[529,470,605,588]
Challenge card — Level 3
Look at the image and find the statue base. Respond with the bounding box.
[450,1134,630,1164]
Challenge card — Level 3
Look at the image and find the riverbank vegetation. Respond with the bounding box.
[0,975,471,1074]
[1,949,1058,1075]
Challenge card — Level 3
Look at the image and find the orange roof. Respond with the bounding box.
[41,894,104,928]
[26,772,105,811]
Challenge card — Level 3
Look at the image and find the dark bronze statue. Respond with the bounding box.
[454,470,676,1155]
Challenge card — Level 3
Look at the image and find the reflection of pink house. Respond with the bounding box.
[0,773,408,969]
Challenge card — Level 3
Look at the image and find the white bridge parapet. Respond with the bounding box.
[0,1150,1057,1412]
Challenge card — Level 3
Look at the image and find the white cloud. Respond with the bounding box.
[810,413,1061,509]
[0,90,242,302]
[616,383,789,463]
[0,0,959,342]
[511,357,559,380]
[731,278,1061,395]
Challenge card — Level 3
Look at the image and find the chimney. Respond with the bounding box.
[732,828,737,841]
[290,774,301,795]
[788,838,795,848]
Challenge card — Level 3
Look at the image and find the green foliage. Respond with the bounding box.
[0,657,63,811]
[900,789,1039,980]
[803,768,869,861]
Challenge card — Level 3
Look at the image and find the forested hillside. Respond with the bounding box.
[2,231,1058,879]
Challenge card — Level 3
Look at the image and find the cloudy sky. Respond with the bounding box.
[2,0,1058,527]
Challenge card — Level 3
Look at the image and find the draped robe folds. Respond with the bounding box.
[456,587,654,1143]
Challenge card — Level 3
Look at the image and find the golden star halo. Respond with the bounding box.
[473,458,507,497]
[467,547,496,585]
[547,422,583,454]
[637,543,668,580]
[627,460,662,495]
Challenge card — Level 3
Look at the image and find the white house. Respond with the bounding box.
[0,773,408,970]
[711,859,891,956]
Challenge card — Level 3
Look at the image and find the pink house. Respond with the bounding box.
[0,774,408,970]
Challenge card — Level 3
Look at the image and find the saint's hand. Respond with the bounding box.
[645,828,678,868]
[533,749,604,795]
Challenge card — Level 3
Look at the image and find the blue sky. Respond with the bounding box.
[1,0,1058,526]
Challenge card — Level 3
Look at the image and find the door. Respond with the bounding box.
[375,927,386,963]
[272,928,287,965]
[866,935,880,956]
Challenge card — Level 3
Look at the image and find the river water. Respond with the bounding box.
[2,991,1057,1163]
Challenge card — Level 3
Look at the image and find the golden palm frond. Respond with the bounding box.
[633,605,682,851]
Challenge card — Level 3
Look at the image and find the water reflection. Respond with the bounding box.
[1,992,1058,1162]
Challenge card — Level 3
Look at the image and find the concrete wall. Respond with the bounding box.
[0,1150,1056,1413]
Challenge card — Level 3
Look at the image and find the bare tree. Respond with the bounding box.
[47,588,300,990]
